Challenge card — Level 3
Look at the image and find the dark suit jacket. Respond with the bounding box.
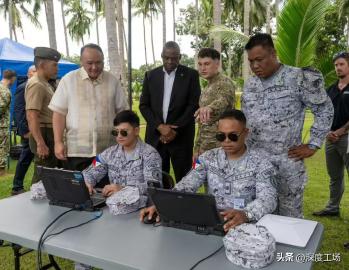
[14,80,29,136]
[139,65,201,148]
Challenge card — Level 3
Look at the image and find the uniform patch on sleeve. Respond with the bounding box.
[92,155,102,167]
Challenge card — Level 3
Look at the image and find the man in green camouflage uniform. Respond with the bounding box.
[0,70,17,175]
[194,48,235,159]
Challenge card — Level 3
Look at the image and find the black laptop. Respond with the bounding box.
[38,166,105,211]
[147,187,225,236]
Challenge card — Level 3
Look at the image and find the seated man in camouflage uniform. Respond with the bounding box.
[83,110,162,198]
[140,109,277,232]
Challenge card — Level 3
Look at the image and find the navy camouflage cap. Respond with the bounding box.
[223,223,276,269]
[34,47,61,62]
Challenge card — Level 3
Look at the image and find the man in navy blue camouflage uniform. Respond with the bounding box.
[242,33,334,218]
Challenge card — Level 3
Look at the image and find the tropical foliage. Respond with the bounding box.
[275,0,329,68]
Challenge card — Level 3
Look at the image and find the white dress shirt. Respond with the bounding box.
[162,67,176,123]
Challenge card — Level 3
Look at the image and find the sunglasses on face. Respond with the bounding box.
[333,51,349,61]
[111,129,128,137]
[215,131,243,142]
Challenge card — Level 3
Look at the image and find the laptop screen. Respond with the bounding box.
[148,187,224,235]
[38,166,93,207]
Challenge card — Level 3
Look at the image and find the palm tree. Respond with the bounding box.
[213,0,221,52]
[133,0,149,66]
[105,0,122,79]
[116,0,127,84]
[0,0,41,42]
[162,0,166,44]
[339,0,349,48]
[266,0,271,34]
[276,0,329,67]
[60,0,69,56]
[224,0,267,32]
[65,0,92,45]
[43,0,58,49]
[134,0,161,64]
[90,0,103,45]
[172,0,176,41]
[242,0,250,81]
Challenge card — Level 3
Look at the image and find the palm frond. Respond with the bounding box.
[338,0,349,19]
[20,4,42,29]
[316,54,338,88]
[276,0,329,67]
[209,25,248,45]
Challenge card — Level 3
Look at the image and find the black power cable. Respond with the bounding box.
[189,245,224,270]
[36,209,103,270]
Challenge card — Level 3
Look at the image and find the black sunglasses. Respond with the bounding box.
[111,130,128,137]
[333,51,349,61]
[215,132,243,142]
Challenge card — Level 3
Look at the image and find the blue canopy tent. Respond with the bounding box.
[0,38,78,79]
[0,38,79,130]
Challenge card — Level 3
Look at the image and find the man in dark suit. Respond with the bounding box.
[139,41,201,182]
[11,66,36,195]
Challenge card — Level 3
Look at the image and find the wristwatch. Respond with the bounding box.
[243,210,253,222]
[307,144,319,150]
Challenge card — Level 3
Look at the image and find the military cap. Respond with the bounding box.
[30,181,47,200]
[106,186,147,215]
[34,47,61,62]
[223,223,276,269]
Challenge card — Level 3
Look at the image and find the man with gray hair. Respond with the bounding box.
[11,65,36,195]
[50,44,128,173]
[140,41,201,182]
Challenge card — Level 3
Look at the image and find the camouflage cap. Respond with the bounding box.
[34,47,61,62]
[106,186,147,215]
[30,181,47,200]
[223,223,276,269]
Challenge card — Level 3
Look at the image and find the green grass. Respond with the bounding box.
[1,112,349,269]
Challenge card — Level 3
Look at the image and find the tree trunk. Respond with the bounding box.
[44,0,58,50]
[95,3,100,45]
[60,0,70,56]
[150,13,156,64]
[347,19,349,49]
[172,0,175,41]
[9,0,13,40]
[122,24,128,56]
[162,0,166,44]
[242,0,250,81]
[213,0,221,52]
[13,25,18,42]
[116,0,127,86]
[104,0,122,80]
[266,0,271,34]
[194,0,199,68]
[143,15,148,66]
[275,0,279,25]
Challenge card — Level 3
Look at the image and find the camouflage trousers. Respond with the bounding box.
[267,152,307,218]
[0,128,9,169]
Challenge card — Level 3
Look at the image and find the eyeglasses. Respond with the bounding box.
[111,129,128,137]
[215,131,243,142]
[333,51,349,61]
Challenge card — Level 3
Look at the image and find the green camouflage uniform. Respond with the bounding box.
[0,83,11,169]
[194,73,235,153]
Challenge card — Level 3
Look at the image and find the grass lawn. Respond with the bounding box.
[0,111,348,269]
